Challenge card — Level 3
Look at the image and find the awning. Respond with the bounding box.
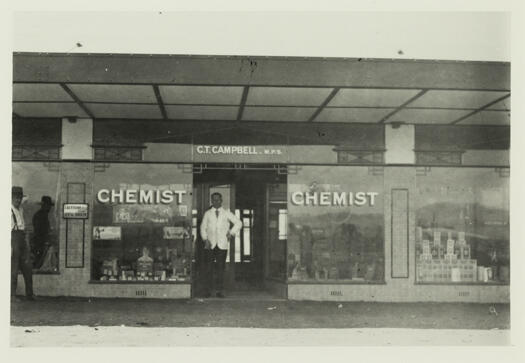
[12,53,510,126]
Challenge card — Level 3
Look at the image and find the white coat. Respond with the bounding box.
[200,207,242,250]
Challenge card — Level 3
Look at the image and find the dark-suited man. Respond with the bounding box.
[32,195,54,269]
[200,192,242,298]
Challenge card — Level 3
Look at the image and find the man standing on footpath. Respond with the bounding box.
[200,192,242,298]
[31,195,55,269]
[11,186,34,301]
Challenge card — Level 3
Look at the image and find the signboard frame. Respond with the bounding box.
[63,203,89,219]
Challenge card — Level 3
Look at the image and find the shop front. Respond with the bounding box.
[11,120,510,302]
[11,53,510,302]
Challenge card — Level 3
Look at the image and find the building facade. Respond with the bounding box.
[12,53,510,302]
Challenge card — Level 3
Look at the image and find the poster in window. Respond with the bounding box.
[163,226,187,239]
[93,226,121,240]
[113,204,173,224]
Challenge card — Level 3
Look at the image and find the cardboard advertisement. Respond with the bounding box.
[93,226,121,240]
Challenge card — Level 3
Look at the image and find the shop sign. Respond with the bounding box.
[97,189,186,204]
[63,203,89,219]
[193,144,288,163]
[290,191,379,206]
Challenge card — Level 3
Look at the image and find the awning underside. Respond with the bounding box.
[12,54,510,125]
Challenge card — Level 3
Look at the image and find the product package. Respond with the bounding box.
[431,242,440,260]
[438,244,445,260]
[422,240,431,255]
[102,258,119,276]
[460,245,471,259]
[154,270,166,281]
[433,231,441,245]
[431,260,444,282]
[137,260,153,274]
[499,266,510,282]
[416,227,423,242]
[121,270,135,281]
[417,261,433,282]
[458,259,476,282]
[444,253,457,263]
[458,231,466,244]
[446,238,455,255]
[477,266,488,282]
[451,267,461,282]
[328,267,339,280]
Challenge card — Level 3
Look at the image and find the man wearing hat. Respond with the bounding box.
[11,186,34,301]
[32,195,55,269]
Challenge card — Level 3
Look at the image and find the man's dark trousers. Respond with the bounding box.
[11,230,33,297]
[203,246,228,295]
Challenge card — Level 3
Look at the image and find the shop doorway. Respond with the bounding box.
[192,165,287,298]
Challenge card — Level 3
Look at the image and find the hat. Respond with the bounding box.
[40,196,54,206]
[12,186,25,196]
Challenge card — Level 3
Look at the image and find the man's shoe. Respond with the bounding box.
[25,295,36,301]
[10,296,22,303]
[203,292,212,298]
[216,292,225,298]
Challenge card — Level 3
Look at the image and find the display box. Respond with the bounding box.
[444,254,457,263]
[431,243,439,260]
[431,260,444,282]
[153,270,166,281]
[153,262,166,272]
[458,231,466,244]
[451,267,461,282]
[137,260,153,274]
[446,238,455,255]
[477,266,489,282]
[422,240,431,255]
[121,270,135,280]
[416,227,423,242]
[419,253,432,261]
[433,231,441,245]
[438,245,445,260]
[417,261,433,282]
[102,258,119,276]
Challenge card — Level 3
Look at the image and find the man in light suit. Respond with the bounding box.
[11,186,34,301]
[200,192,242,298]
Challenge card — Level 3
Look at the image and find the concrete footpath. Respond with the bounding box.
[10,297,511,346]
[11,326,510,346]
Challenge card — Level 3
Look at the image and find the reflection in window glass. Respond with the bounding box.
[12,162,60,273]
[234,209,241,262]
[92,164,193,282]
[278,209,287,240]
[243,217,251,256]
[415,168,510,284]
[288,166,384,282]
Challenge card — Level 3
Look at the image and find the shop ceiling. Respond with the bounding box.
[12,53,510,126]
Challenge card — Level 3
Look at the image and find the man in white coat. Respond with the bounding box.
[200,192,242,298]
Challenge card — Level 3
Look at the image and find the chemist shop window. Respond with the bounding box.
[12,162,60,273]
[415,168,509,285]
[92,164,193,282]
[287,166,384,283]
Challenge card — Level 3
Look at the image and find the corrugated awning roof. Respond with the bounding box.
[12,53,510,126]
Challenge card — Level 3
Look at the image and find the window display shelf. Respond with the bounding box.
[31,270,60,275]
[288,280,386,285]
[89,280,191,284]
[415,281,508,286]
